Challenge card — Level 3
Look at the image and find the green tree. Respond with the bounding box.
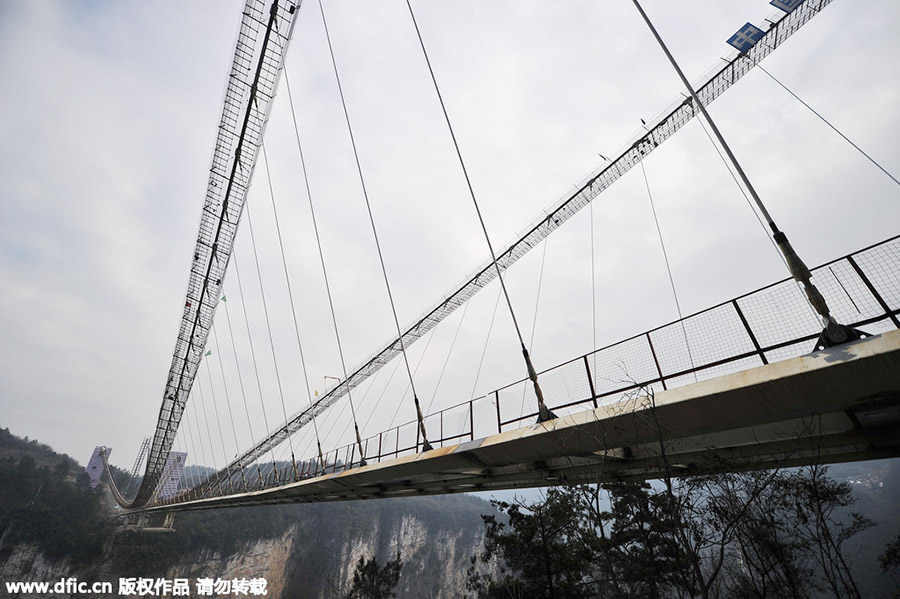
[466,484,694,599]
[344,553,403,599]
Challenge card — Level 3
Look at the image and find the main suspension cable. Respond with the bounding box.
[319,0,433,449]
[404,0,555,422]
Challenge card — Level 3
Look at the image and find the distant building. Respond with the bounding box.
[157,452,187,499]
[85,446,110,488]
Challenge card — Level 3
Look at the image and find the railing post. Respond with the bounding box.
[395,427,400,459]
[733,299,768,365]
[848,255,900,328]
[583,355,598,408]
[469,400,475,441]
[494,391,502,432]
[378,431,383,462]
[646,332,667,390]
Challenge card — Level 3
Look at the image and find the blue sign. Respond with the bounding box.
[770,0,804,13]
[727,23,765,53]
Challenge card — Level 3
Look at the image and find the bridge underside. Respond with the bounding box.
[141,329,900,514]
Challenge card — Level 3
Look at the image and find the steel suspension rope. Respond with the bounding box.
[404,0,556,422]
[190,386,218,492]
[202,359,234,492]
[638,158,697,378]
[590,200,597,356]
[631,0,858,349]
[319,0,433,450]
[754,63,900,188]
[232,256,281,480]
[182,396,201,497]
[172,434,191,501]
[243,200,300,479]
[469,286,503,401]
[323,373,381,467]
[259,142,326,472]
[388,328,438,432]
[195,378,225,493]
[281,64,366,467]
[695,115,787,267]
[529,237,550,353]
[210,323,247,490]
[220,289,265,488]
[520,237,551,419]
[361,348,404,433]
[426,298,472,415]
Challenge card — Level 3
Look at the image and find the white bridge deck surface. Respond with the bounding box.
[140,329,900,514]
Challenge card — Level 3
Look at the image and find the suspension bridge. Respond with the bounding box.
[94,0,900,521]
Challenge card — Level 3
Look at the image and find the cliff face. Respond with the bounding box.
[160,528,297,599]
[280,498,490,599]
[0,542,74,596]
[0,495,493,599]
[0,429,496,598]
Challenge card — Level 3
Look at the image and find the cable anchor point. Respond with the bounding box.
[773,231,866,350]
[414,396,433,452]
[523,347,557,423]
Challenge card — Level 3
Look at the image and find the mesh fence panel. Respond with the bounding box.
[588,335,660,396]
[736,281,820,348]
[472,396,499,439]
[854,242,900,311]
[497,380,535,429]
[540,358,593,410]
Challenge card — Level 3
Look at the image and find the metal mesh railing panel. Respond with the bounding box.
[854,241,900,310]
[588,336,660,396]
[736,281,820,349]
[472,397,499,440]
[540,358,594,411]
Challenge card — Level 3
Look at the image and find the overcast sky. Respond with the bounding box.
[1,0,898,474]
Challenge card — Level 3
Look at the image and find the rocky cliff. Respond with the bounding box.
[1,492,494,599]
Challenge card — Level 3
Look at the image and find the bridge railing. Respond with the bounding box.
[161,235,900,501]
[330,234,900,469]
